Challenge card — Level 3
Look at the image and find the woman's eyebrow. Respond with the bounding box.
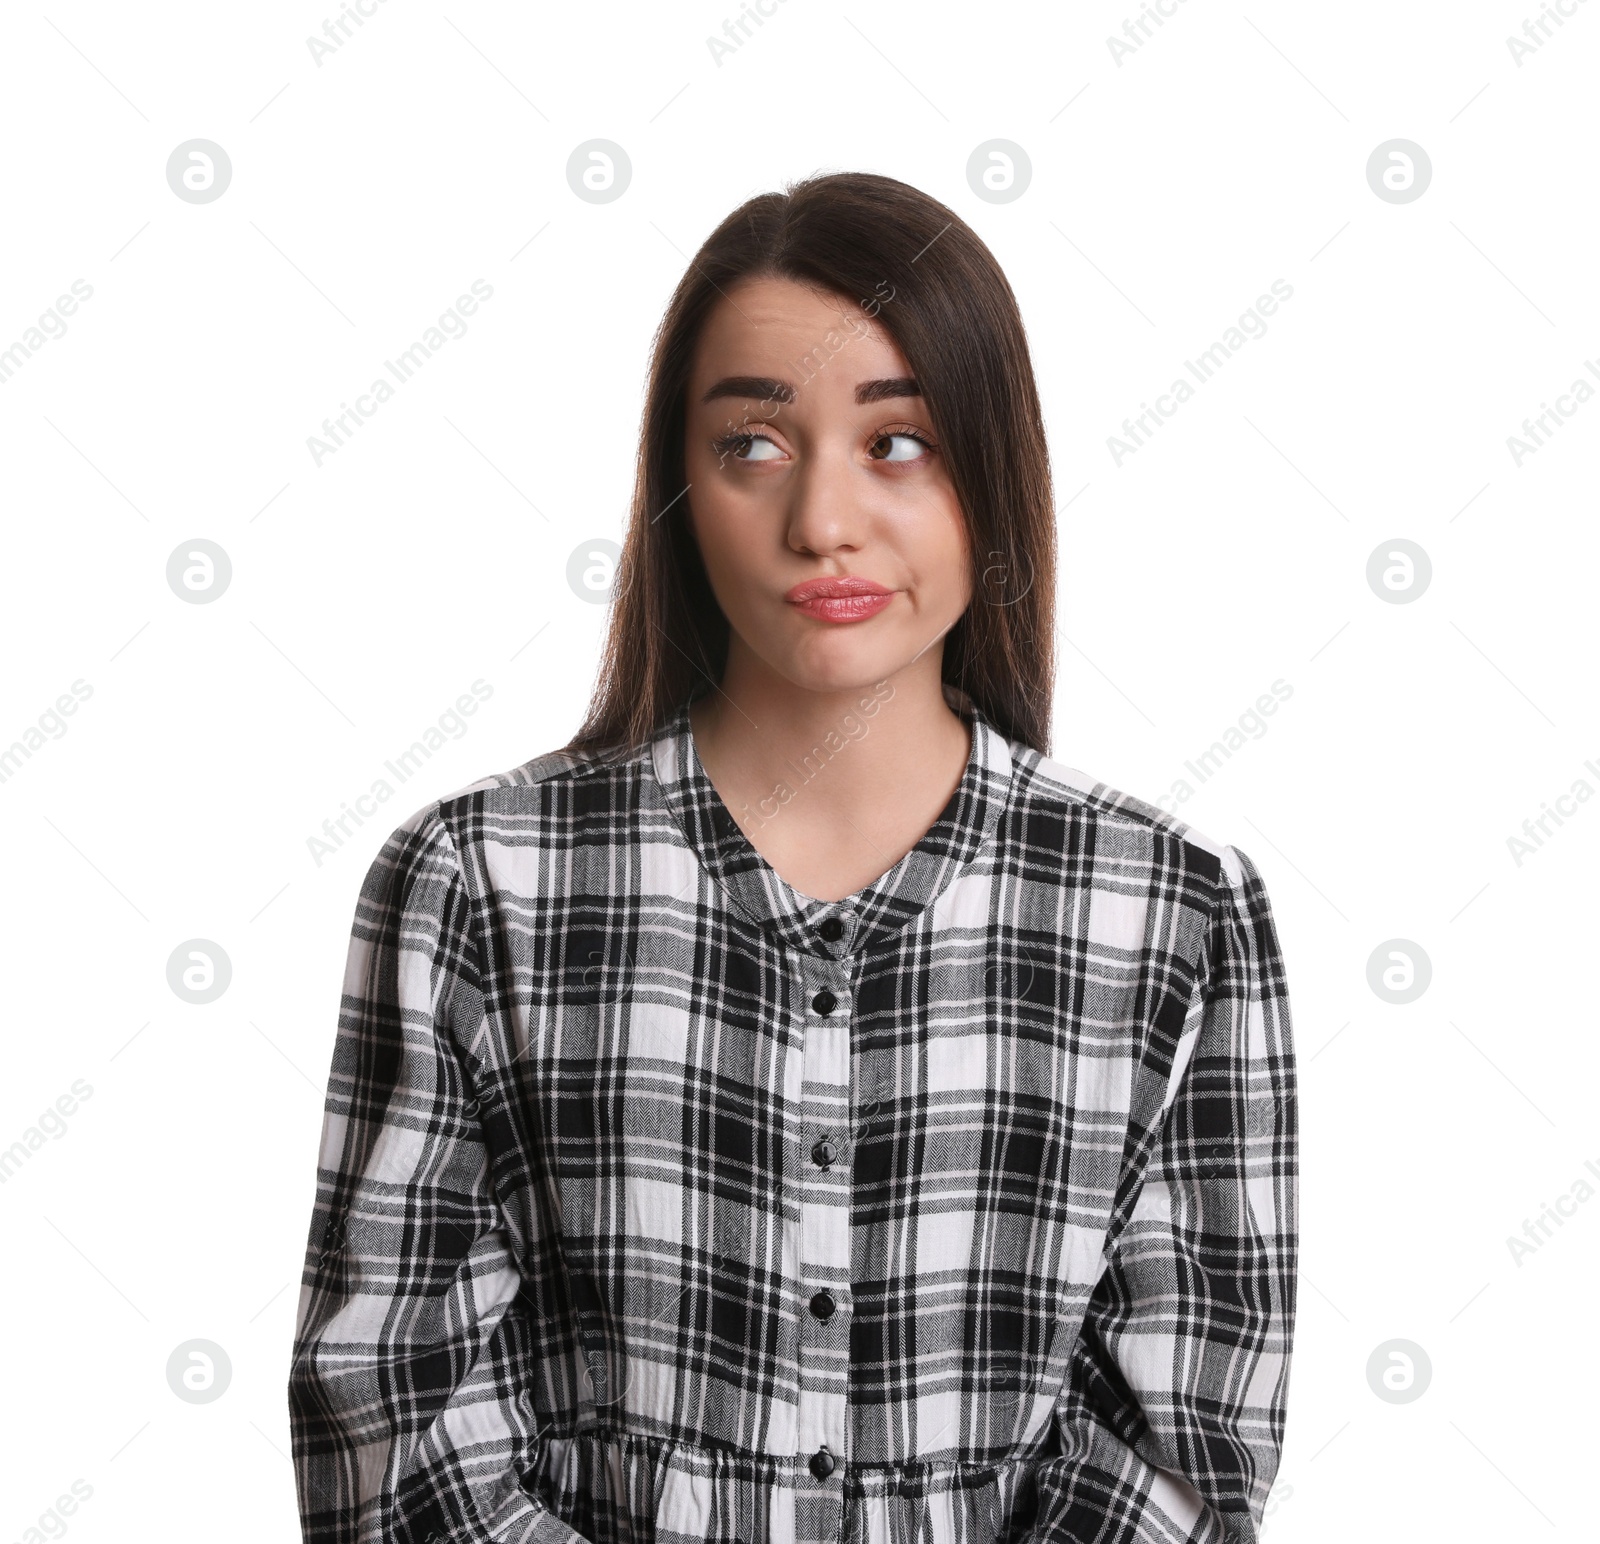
[699,375,922,405]
[854,376,921,405]
[701,375,793,405]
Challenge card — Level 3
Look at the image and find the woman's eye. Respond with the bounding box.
[868,432,930,462]
[718,432,784,462]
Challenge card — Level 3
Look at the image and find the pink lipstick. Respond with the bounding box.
[785,576,895,623]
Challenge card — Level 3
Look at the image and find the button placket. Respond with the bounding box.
[795,936,852,1516]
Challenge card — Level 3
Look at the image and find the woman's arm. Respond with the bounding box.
[288,805,584,1543]
[1029,845,1298,1542]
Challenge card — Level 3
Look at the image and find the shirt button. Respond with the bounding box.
[809,1445,836,1481]
[809,1289,836,1321]
[818,916,844,941]
[811,989,836,1015]
[810,1137,837,1169]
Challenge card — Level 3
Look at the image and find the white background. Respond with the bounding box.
[2,2,1596,1539]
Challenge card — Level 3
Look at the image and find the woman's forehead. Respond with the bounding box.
[689,276,907,392]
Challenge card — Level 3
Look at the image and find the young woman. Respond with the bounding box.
[289,171,1298,1544]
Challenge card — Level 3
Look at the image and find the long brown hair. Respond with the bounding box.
[564,170,1056,760]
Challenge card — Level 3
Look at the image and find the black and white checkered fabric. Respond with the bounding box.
[289,685,1298,1544]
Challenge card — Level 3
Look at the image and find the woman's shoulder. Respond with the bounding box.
[1007,741,1246,891]
[375,736,651,859]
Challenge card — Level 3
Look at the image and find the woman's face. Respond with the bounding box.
[682,274,970,698]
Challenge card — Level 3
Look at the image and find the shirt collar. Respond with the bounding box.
[649,685,1014,958]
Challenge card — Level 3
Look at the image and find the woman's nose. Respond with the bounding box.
[784,443,865,553]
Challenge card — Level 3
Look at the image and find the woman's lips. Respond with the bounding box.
[785,579,895,624]
[789,592,894,623]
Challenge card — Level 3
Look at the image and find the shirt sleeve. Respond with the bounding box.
[1027,844,1298,1543]
[288,805,586,1544]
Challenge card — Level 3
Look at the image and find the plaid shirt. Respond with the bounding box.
[289,685,1297,1544]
